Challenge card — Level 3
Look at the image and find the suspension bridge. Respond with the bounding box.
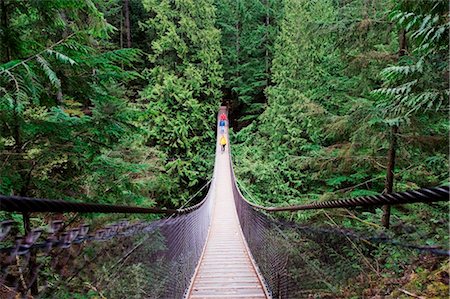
[0,107,448,298]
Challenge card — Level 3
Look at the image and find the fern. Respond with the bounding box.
[380,59,423,81]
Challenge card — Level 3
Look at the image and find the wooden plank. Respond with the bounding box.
[187,110,269,298]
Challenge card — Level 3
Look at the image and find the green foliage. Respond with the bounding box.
[215,0,281,126]
[1,0,448,297]
[233,0,448,208]
[373,1,449,122]
[0,0,158,206]
[139,0,222,207]
[231,3,449,297]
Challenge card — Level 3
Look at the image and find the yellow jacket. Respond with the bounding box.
[220,136,227,145]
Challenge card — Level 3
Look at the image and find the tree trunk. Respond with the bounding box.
[382,125,398,228]
[381,29,406,228]
[120,3,123,49]
[235,12,239,73]
[1,0,11,62]
[124,0,131,48]
[398,29,407,56]
[264,0,270,88]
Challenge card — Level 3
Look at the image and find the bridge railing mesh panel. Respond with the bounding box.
[230,161,448,298]
[0,181,214,299]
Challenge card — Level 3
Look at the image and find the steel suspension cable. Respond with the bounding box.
[0,178,215,298]
[229,147,449,298]
[235,179,449,212]
[101,178,213,276]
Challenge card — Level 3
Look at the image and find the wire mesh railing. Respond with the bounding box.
[0,177,215,298]
[0,110,229,299]
[1,105,448,298]
[229,154,449,298]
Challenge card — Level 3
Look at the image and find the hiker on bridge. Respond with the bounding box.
[219,119,226,133]
[220,112,227,122]
[220,135,227,153]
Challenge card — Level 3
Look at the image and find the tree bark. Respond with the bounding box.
[264,0,270,88]
[124,0,131,48]
[1,0,11,62]
[382,125,398,228]
[120,3,123,49]
[235,10,239,73]
[398,29,407,56]
[381,29,406,228]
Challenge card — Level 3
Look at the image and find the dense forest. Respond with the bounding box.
[0,0,448,297]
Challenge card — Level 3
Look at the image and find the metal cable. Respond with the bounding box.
[1,108,448,298]
[0,189,213,299]
[0,187,214,215]
[0,114,226,299]
[235,183,449,212]
[229,148,449,298]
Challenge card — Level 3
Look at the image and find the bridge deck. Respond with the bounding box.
[187,109,268,299]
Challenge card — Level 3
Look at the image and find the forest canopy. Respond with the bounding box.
[0,0,448,297]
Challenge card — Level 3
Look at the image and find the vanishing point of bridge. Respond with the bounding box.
[0,107,448,299]
[187,107,268,298]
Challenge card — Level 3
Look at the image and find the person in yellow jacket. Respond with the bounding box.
[220,135,227,153]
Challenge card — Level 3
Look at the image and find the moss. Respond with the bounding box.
[390,260,449,298]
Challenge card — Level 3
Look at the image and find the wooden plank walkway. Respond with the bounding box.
[187,108,268,299]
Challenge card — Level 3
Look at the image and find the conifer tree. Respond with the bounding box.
[215,0,281,127]
[0,0,154,205]
[141,0,223,206]
[233,0,448,213]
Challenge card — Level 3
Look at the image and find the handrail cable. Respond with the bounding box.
[0,178,212,215]
[108,177,213,271]
[72,177,215,296]
[234,178,449,212]
[235,177,450,255]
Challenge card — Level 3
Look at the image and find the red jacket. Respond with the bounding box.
[220,113,227,121]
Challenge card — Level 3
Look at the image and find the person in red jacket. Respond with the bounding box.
[219,113,227,133]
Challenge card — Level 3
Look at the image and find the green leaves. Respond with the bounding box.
[373,2,449,123]
[232,0,448,241]
[46,50,77,66]
[215,0,280,125]
[392,8,449,55]
[0,0,156,208]
[141,0,222,207]
[35,55,61,88]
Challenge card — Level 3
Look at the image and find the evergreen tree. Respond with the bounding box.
[374,0,449,119]
[234,0,349,205]
[215,0,281,127]
[233,0,448,223]
[233,0,448,292]
[0,0,155,205]
[141,0,223,207]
